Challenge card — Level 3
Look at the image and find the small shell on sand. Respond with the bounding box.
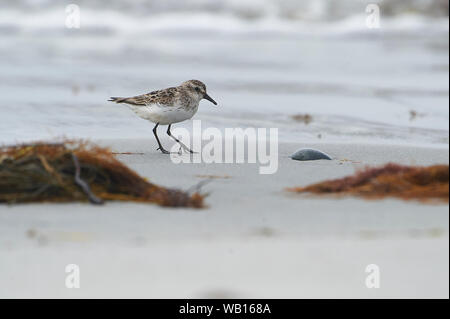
[291,148,332,161]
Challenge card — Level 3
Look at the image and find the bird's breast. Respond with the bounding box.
[127,103,198,125]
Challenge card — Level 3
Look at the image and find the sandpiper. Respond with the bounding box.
[109,80,217,154]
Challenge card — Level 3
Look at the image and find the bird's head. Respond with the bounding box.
[181,80,217,105]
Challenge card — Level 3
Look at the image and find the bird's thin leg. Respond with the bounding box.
[152,123,170,154]
[167,124,195,154]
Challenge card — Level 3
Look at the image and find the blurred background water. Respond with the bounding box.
[0,0,448,146]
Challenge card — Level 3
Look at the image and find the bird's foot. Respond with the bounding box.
[181,148,197,154]
[157,147,170,154]
[178,144,196,154]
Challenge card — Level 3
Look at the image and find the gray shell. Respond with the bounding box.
[291,148,332,161]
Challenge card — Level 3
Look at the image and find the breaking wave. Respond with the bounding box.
[0,0,448,36]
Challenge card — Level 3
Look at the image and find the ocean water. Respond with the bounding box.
[0,0,448,147]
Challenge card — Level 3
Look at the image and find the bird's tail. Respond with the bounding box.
[108,97,126,103]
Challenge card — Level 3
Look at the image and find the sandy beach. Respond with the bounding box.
[0,0,448,299]
[0,141,448,298]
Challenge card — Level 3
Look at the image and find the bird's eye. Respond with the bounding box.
[195,87,200,92]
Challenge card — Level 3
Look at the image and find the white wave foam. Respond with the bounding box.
[1,8,448,37]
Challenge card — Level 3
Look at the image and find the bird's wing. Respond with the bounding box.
[109,87,178,106]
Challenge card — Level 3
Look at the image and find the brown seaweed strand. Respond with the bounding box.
[71,154,104,205]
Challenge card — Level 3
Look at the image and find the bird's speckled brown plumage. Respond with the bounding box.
[109,87,178,106]
[108,80,208,108]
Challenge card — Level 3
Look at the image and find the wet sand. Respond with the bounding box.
[0,140,448,298]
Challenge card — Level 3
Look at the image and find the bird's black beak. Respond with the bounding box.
[203,93,217,105]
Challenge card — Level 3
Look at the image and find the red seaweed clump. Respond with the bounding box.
[0,141,204,208]
[288,163,449,203]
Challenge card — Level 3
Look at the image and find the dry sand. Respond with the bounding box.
[0,140,448,298]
